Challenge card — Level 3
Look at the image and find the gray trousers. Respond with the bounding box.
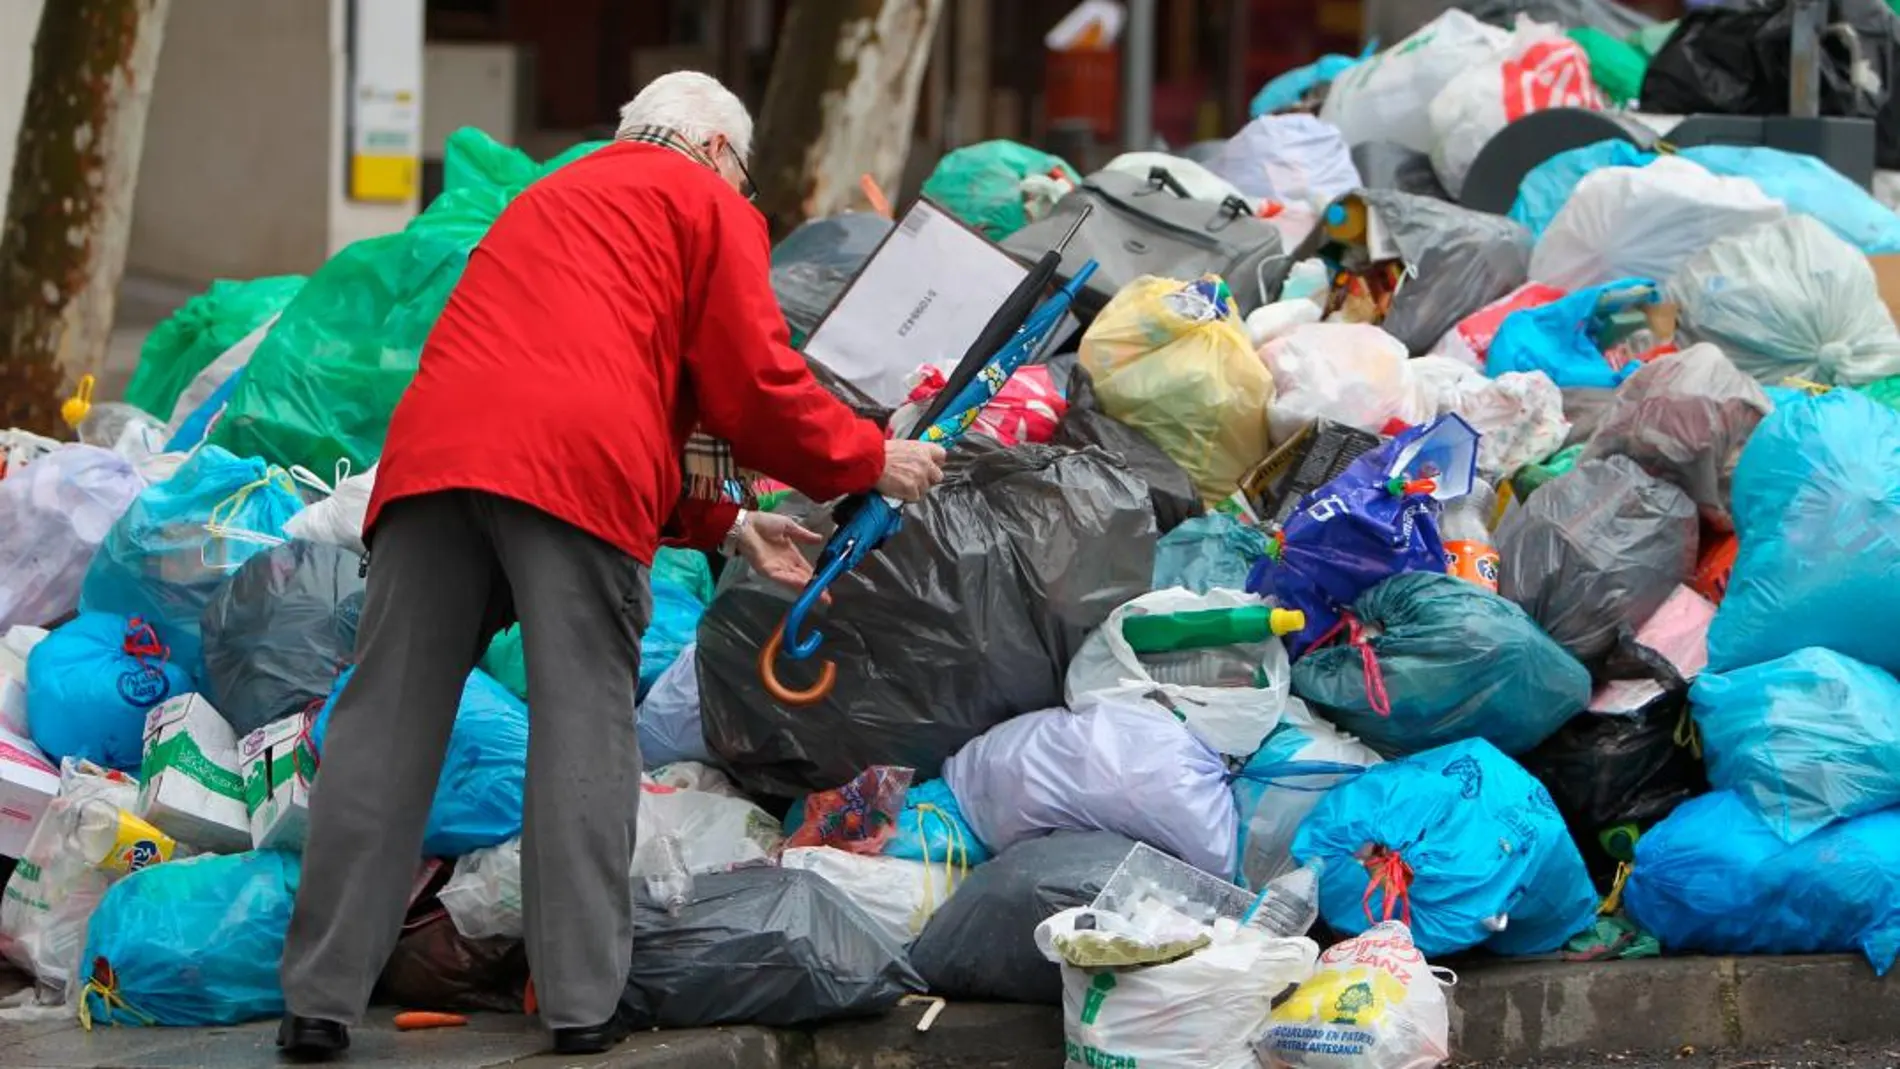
[281,489,651,1030]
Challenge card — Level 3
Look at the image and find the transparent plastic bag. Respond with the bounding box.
[1321,10,1512,153]
[1263,323,1433,444]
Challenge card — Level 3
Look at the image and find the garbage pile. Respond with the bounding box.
[8,2,1900,1060]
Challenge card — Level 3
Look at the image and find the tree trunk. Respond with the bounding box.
[752,0,947,240]
[0,0,170,438]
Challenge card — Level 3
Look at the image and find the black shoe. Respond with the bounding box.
[551,1012,635,1055]
[277,1015,350,1062]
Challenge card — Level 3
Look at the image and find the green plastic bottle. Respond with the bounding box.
[1121,605,1306,655]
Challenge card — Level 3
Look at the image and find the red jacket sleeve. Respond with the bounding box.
[660,497,740,552]
[680,193,886,503]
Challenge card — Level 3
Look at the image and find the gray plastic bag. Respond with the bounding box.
[908,831,1136,1005]
[699,442,1157,800]
[201,541,365,735]
[1497,456,1700,664]
[1461,0,1655,37]
[618,866,923,1029]
[1359,189,1533,355]
[1580,343,1772,531]
[770,212,892,343]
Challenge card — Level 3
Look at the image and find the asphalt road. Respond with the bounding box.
[1461,1040,1900,1069]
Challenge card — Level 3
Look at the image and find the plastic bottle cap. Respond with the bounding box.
[1325,203,1347,227]
[1269,608,1306,636]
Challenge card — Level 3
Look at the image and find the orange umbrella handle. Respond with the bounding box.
[759,622,838,706]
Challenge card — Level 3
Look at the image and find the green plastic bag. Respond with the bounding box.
[122,275,305,420]
[1512,442,1585,502]
[1569,27,1648,107]
[1861,375,1900,413]
[209,130,603,474]
[920,140,1080,242]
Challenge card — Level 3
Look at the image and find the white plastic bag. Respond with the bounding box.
[1248,298,1325,347]
[438,838,523,940]
[1529,157,1787,290]
[1102,151,1256,207]
[1039,906,1319,1069]
[1066,588,1293,757]
[1670,214,1900,386]
[1428,20,1604,197]
[1234,700,1383,890]
[1321,10,1512,153]
[1257,921,1455,1069]
[1211,115,1363,210]
[1410,358,1571,478]
[942,691,1239,876]
[780,846,962,947]
[281,462,377,555]
[1263,323,1435,444]
[0,760,142,990]
[637,643,712,768]
[0,445,145,630]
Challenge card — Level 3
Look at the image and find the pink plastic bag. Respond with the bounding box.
[888,365,1067,447]
[784,766,915,856]
[1429,283,1567,371]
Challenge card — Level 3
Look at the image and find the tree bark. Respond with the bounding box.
[751,0,947,240]
[0,0,170,437]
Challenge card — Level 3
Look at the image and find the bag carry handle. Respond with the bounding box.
[1144,166,1191,200]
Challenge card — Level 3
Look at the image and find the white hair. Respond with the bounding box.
[616,71,755,160]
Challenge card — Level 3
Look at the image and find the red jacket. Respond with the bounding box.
[365,141,886,562]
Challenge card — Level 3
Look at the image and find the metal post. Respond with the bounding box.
[1788,0,1823,119]
[1121,0,1156,151]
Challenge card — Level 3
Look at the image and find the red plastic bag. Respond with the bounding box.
[783,766,914,856]
[888,365,1067,447]
[1429,283,1566,371]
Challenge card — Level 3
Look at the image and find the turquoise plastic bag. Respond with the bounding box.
[1707,391,1900,675]
[1510,141,1900,254]
[920,141,1081,241]
[26,613,194,773]
[1694,647,1900,843]
[79,445,304,686]
[1293,738,1597,958]
[1485,278,1656,389]
[1153,513,1270,594]
[80,850,300,1026]
[1249,51,1369,117]
[313,667,527,858]
[1625,791,1900,973]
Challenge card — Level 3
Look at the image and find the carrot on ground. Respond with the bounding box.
[394,1011,468,1031]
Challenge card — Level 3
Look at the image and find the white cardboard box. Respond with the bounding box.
[0,724,59,859]
[240,715,315,852]
[136,695,252,854]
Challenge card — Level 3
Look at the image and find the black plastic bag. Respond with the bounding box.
[1642,0,1900,168]
[909,831,1136,1005]
[618,866,922,1029]
[1050,364,1201,535]
[1496,456,1700,665]
[375,909,527,1014]
[1520,638,1709,887]
[771,212,892,343]
[700,442,1157,800]
[201,541,364,736]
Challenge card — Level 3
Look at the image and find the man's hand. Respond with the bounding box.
[736,512,826,594]
[875,439,947,502]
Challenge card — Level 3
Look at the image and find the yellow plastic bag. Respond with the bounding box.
[1080,276,1275,506]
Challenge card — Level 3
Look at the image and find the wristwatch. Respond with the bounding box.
[720,509,752,555]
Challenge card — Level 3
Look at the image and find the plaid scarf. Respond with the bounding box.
[619,124,763,507]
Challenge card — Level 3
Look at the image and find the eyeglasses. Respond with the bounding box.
[725,141,758,203]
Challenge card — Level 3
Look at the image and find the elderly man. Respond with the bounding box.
[276,72,945,1060]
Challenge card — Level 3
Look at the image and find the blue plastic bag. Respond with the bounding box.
[163,366,246,453]
[312,666,527,858]
[1706,391,1900,675]
[80,445,304,686]
[1232,708,1380,890]
[1154,513,1270,594]
[26,613,194,773]
[79,850,299,1026]
[1293,738,1598,958]
[1292,572,1592,758]
[1511,141,1900,254]
[637,643,713,768]
[1624,791,1900,973]
[1485,279,1658,389]
[1247,423,1456,657]
[1250,49,1371,117]
[783,778,992,867]
[1693,647,1900,843]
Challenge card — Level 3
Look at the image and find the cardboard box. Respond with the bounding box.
[0,725,59,859]
[1239,419,1384,528]
[136,695,252,854]
[240,715,317,852]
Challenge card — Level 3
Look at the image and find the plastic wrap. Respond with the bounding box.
[1496,455,1699,662]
